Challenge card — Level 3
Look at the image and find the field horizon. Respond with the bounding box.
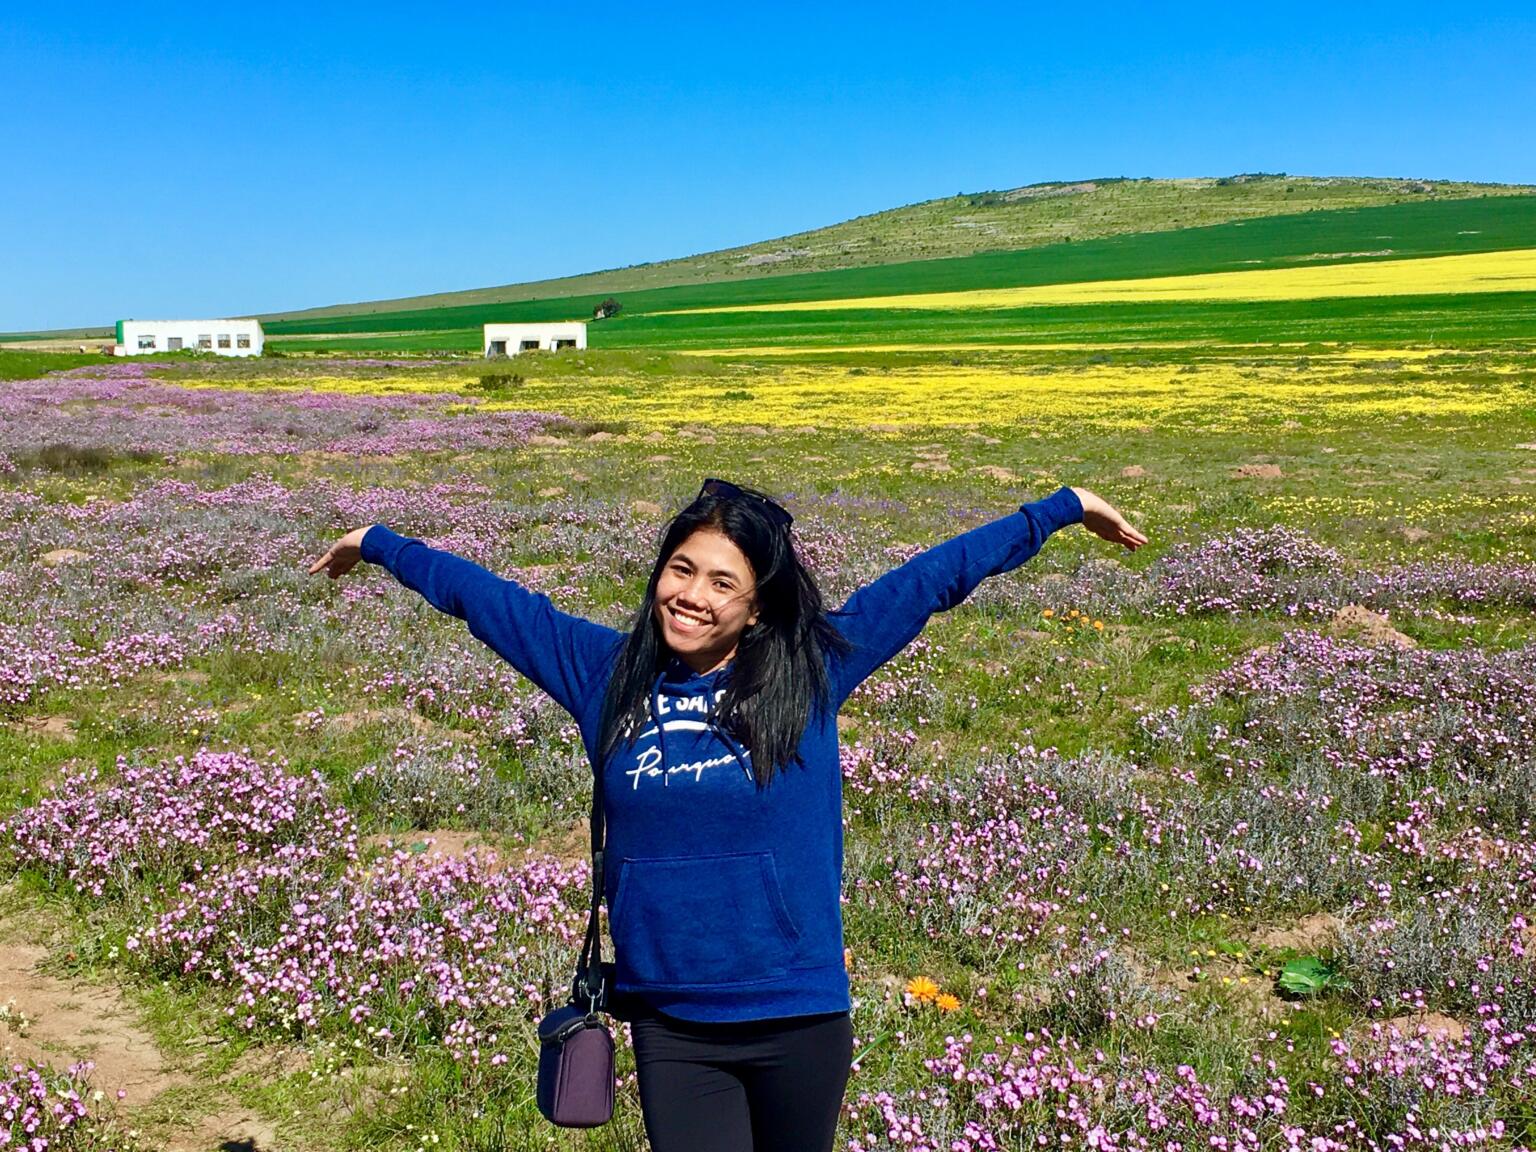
[7,172,1535,344]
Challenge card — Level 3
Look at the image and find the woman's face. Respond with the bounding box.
[653,528,760,675]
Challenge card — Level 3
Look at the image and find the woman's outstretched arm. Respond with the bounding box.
[309,524,623,720]
[826,487,1145,703]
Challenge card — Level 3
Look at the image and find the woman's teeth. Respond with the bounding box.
[671,607,708,629]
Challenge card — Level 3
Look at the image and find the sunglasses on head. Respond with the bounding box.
[697,478,794,530]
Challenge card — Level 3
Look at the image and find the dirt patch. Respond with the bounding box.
[0,891,303,1148]
[146,669,211,686]
[40,548,91,568]
[325,707,466,740]
[0,914,184,1107]
[164,1104,281,1152]
[1232,463,1284,480]
[1255,912,1342,951]
[11,715,77,742]
[1120,464,1147,479]
[972,465,1019,483]
[363,829,494,859]
[1328,604,1416,649]
[522,817,591,869]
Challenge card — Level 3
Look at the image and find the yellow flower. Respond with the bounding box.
[905,976,940,1003]
[673,248,1536,313]
[1041,609,1054,619]
[935,992,961,1012]
[1093,620,1104,631]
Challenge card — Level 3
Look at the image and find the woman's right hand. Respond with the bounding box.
[308,526,373,579]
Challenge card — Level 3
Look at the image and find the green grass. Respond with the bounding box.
[263,197,1536,344]
[269,289,1536,355]
[0,347,114,379]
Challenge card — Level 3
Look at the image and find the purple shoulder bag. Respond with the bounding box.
[535,764,615,1128]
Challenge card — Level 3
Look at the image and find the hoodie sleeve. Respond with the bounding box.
[827,487,1083,704]
[361,525,623,720]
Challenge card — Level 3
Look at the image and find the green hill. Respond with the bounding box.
[262,195,1536,350]
[262,175,1532,325]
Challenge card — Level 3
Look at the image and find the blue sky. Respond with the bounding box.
[3,2,1533,332]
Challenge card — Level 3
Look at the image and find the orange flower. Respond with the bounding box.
[843,947,854,970]
[935,992,961,1012]
[1093,619,1104,631]
[905,975,940,1003]
[1041,609,1055,619]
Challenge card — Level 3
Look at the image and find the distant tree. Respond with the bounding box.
[593,298,623,320]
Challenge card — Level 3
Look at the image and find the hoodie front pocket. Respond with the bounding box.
[610,851,801,990]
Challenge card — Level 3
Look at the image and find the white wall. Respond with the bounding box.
[483,322,587,357]
[115,319,265,357]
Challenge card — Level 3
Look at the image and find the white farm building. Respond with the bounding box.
[114,319,264,357]
[483,322,587,357]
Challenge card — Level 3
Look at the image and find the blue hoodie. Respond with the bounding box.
[360,485,1083,1022]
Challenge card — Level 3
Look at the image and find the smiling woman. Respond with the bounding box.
[653,529,760,672]
[307,476,1142,1151]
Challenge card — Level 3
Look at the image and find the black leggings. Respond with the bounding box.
[630,1005,853,1152]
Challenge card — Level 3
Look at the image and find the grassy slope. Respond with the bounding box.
[0,348,112,379]
[263,175,1533,323]
[263,197,1536,350]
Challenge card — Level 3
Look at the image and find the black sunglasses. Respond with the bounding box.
[697,478,794,530]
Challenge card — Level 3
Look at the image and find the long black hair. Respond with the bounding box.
[598,483,850,787]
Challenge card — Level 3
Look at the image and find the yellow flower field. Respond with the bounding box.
[480,358,1531,430]
[172,348,1533,432]
[667,248,1536,314]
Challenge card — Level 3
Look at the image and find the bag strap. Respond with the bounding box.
[574,755,606,1011]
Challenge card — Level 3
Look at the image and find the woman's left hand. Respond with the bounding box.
[1069,488,1148,551]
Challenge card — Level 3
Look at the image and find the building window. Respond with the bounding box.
[217,334,231,348]
[488,340,507,356]
[554,339,577,350]
[519,340,540,352]
[167,337,183,351]
[137,335,156,350]
[197,334,213,349]
[236,334,251,348]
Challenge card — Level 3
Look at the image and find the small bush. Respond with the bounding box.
[475,372,524,391]
[26,443,160,472]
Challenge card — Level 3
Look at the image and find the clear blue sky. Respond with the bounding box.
[3,2,1533,332]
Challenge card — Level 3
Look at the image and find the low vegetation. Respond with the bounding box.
[1,332,1533,1148]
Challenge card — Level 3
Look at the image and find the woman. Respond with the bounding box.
[310,479,1145,1152]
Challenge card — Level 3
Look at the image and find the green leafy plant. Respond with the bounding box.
[1276,956,1347,998]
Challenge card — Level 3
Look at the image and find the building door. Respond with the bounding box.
[167,337,183,351]
[488,340,507,356]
